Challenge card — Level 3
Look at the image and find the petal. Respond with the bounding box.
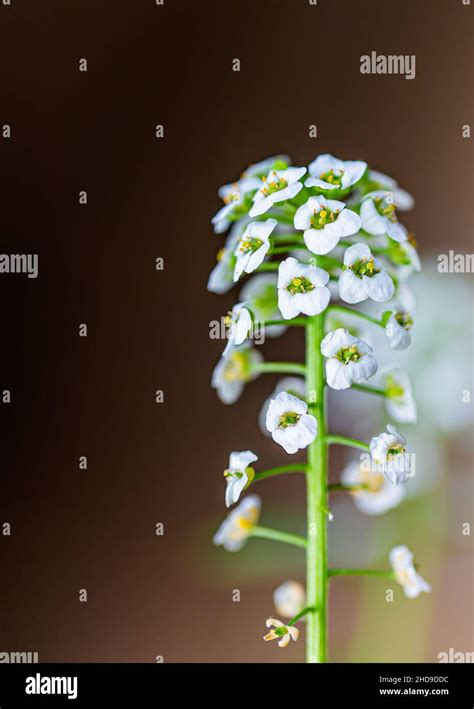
[363,271,395,302]
[360,199,387,235]
[343,242,372,266]
[339,270,368,304]
[325,359,353,390]
[303,228,340,255]
[278,289,302,320]
[387,219,408,242]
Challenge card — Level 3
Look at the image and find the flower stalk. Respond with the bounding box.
[210,152,429,661]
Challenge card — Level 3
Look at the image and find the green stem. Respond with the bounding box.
[249,525,307,549]
[329,568,395,579]
[252,361,307,377]
[305,314,328,663]
[351,383,387,397]
[324,434,369,453]
[328,304,384,328]
[328,482,368,492]
[264,318,307,327]
[288,605,316,626]
[272,244,307,254]
[256,262,279,272]
[253,464,308,483]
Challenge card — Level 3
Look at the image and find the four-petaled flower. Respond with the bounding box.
[249,167,307,217]
[223,303,253,356]
[306,153,367,194]
[380,366,417,423]
[213,494,261,551]
[360,190,408,242]
[266,391,317,454]
[321,328,378,390]
[341,460,405,516]
[369,424,412,485]
[277,257,330,320]
[294,196,361,255]
[263,618,300,648]
[223,450,257,507]
[339,243,394,304]
[368,170,414,211]
[233,219,277,282]
[389,545,431,599]
[212,177,261,234]
[212,344,262,404]
[385,306,414,351]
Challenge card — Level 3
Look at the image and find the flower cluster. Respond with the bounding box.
[208,153,429,660]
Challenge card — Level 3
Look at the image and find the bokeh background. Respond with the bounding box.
[0,0,472,662]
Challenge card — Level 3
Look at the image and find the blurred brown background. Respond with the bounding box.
[0,0,472,662]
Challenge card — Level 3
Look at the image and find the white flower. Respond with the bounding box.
[243,154,291,178]
[369,424,412,485]
[265,391,317,454]
[212,176,261,234]
[239,273,286,338]
[386,238,421,281]
[305,154,367,193]
[223,303,253,356]
[259,377,306,437]
[341,460,405,515]
[293,196,361,255]
[389,545,431,599]
[249,167,306,218]
[321,328,378,390]
[369,170,414,211]
[213,495,261,552]
[385,306,414,351]
[360,190,408,242]
[233,219,277,282]
[380,366,417,423]
[223,450,257,508]
[263,618,299,648]
[274,581,306,619]
[277,257,330,319]
[211,344,263,405]
[339,243,394,304]
[207,223,242,294]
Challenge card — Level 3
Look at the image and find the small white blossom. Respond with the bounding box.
[223,303,253,356]
[380,366,417,423]
[294,196,361,255]
[239,273,286,338]
[213,495,261,552]
[233,219,277,282]
[389,545,431,599]
[249,167,306,218]
[207,222,244,294]
[360,190,408,243]
[321,328,378,390]
[277,257,330,320]
[305,153,367,193]
[369,424,412,485]
[385,305,414,351]
[274,581,306,619]
[387,238,421,281]
[263,618,299,648]
[259,377,306,437]
[339,243,394,304]
[212,177,261,234]
[266,391,317,454]
[212,344,263,405]
[369,170,414,211]
[341,460,405,515]
[223,450,257,508]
